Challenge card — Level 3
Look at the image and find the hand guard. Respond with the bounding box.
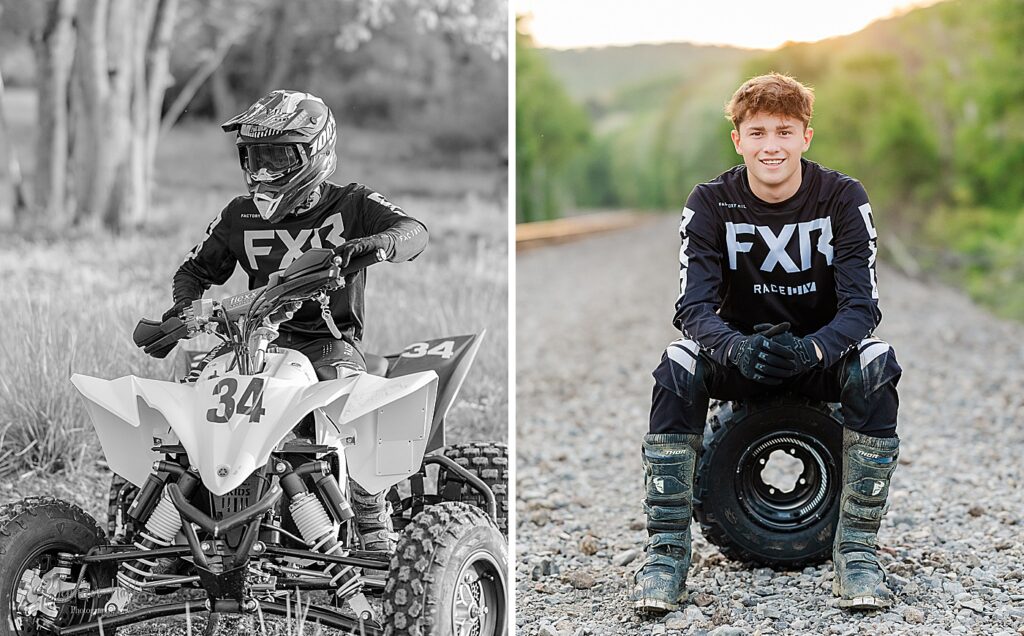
[728,330,797,385]
[333,234,393,268]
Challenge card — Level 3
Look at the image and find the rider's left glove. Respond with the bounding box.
[333,234,394,268]
[162,298,194,323]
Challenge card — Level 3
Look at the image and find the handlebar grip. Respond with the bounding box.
[338,248,388,277]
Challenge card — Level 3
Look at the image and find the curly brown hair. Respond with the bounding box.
[725,72,815,129]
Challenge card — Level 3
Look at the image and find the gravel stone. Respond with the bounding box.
[517,218,1024,635]
[613,549,641,566]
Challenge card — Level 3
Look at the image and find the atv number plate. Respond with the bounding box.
[206,377,267,424]
[401,340,455,359]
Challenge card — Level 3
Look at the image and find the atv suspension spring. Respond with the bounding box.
[288,492,358,593]
[117,490,182,591]
[290,492,335,546]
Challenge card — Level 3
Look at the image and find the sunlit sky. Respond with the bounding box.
[516,0,948,50]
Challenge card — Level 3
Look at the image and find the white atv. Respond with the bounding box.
[0,248,507,635]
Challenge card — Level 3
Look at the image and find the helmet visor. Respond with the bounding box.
[243,144,305,179]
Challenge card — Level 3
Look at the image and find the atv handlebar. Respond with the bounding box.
[133,247,387,360]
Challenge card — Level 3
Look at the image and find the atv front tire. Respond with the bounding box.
[0,497,113,635]
[383,502,507,636]
[437,442,509,536]
[693,398,844,568]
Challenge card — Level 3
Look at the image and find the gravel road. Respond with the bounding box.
[515,215,1024,636]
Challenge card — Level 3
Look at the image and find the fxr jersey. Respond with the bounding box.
[674,159,880,368]
[172,182,427,342]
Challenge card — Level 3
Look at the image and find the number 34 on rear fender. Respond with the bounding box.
[207,377,267,424]
[401,340,455,360]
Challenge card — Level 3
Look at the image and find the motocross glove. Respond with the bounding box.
[333,234,394,268]
[162,298,194,323]
[768,331,822,376]
[728,331,797,385]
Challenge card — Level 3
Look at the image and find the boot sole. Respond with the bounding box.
[634,598,677,615]
[832,579,892,610]
[634,592,688,616]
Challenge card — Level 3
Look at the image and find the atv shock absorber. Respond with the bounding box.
[282,465,359,595]
[117,467,199,592]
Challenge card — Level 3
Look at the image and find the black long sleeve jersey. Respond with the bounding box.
[173,182,427,342]
[674,159,881,369]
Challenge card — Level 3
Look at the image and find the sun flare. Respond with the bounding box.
[516,0,948,50]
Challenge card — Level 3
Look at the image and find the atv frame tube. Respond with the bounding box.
[423,454,498,521]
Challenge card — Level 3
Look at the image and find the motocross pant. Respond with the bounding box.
[650,336,901,438]
[275,332,367,379]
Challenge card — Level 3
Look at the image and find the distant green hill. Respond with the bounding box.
[541,43,752,107]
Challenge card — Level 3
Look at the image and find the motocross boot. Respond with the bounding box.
[633,433,703,615]
[350,481,396,553]
[833,428,900,609]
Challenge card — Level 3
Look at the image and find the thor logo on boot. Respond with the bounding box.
[725,217,833,272]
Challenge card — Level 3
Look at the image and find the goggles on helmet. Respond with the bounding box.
[241,144,306,181]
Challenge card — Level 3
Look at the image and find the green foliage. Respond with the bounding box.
[516,23,590,222]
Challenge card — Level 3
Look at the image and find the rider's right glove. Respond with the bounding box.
[161,298,193,323]
[333,234,393,268]
[727,333,797,385]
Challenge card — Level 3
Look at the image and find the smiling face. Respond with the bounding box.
[731,112,813,203]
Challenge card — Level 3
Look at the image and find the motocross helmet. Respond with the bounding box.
[221,90,337,223]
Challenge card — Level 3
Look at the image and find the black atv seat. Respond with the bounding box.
[313,352,389,381]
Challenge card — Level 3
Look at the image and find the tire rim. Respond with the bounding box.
[451,549,505,636]
[735,429,839,532]
[10,548,100,634]
[12,548,75,630]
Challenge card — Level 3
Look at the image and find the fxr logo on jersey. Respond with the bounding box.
[243,212,345,269]
[726,217,834,273]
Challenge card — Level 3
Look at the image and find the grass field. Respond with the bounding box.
[0,88,508,494]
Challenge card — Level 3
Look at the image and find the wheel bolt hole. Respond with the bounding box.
[759,449,804,494]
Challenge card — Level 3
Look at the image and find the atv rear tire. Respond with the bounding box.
[383,502,507,636]
[437,442,509,536]
[693,398,844,568]
[0,497,113,635]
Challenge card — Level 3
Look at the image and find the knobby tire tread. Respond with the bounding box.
[438,442,509,536]
[382,502,502,636]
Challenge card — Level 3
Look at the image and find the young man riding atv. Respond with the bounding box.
[163,89,428,555]
[633,73,903,614]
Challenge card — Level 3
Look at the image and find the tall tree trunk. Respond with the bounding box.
[0,69,31,219]
[74,0,116,230]
[73,0,177,232]
[30,0,77,229]
[136,0,179,227]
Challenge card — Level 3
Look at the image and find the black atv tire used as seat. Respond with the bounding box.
[693,397,845,569]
